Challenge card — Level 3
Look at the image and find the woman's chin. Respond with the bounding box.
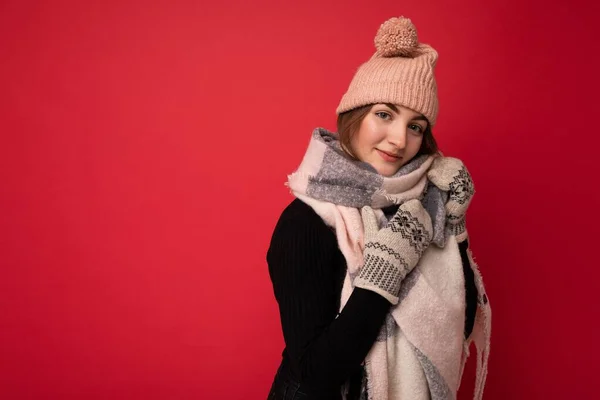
[373,163,401,177]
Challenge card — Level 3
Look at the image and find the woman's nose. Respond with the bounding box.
[387,126,407,148]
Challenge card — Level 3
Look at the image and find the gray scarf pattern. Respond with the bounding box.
[289,127,449,247]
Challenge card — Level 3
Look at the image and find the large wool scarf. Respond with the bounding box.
[286,128,491,400]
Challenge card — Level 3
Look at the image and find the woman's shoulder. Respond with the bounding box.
[274,198,331,231]
[279,197,320,219]
[267,199,342,298]
[269,198,336,245]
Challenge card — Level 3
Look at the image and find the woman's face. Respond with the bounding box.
[350,103,427,177]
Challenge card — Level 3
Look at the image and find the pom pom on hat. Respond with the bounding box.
[374,17,419,57]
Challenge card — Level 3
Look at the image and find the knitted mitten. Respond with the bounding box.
[426,156,475,240]
[354,199,433,304]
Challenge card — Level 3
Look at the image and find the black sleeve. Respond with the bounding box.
[267,200,391,390]
[459,239,478,339]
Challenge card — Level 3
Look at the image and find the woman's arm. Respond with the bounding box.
[267,200,391,390]
[459,239,478,338]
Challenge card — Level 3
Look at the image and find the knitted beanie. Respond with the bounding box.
[336,17,439,126]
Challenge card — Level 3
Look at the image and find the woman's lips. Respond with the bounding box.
[376,149,401,162]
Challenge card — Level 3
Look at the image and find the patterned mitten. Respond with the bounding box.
[426,156,475,240]
[354,199,433,305]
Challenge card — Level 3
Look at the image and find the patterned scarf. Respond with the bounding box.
[286,128,491,400]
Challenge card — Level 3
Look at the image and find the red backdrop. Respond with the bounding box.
[1,0,599,398]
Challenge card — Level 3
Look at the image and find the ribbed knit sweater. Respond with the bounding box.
[267,198,478,395]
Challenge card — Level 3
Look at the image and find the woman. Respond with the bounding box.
[267,16,491,400]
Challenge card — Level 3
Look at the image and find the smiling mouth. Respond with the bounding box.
[376,149,402,162]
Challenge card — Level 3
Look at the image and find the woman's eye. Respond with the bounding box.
[375,111,391,120]
[409,124,424,134]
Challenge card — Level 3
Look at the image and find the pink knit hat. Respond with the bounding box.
[336,17,439,126]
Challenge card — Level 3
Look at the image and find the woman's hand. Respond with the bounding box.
[354,199,433,305]
[426,156,475,227]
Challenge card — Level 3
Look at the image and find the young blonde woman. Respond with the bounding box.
[267,16,492,400]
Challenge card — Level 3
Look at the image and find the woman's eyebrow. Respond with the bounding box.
[384,103,399,113]
[384,103,427,122]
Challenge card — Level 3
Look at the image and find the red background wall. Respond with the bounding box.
[1,0,599,398]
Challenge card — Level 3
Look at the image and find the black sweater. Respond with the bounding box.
[267,199,478,395]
